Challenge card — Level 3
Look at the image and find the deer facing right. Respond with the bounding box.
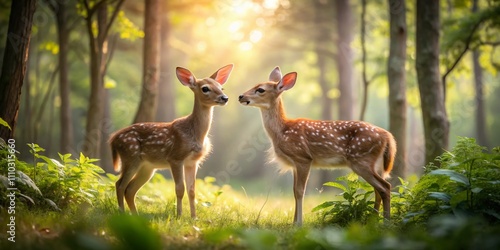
[109,64,233,218]
[238,67,396,225]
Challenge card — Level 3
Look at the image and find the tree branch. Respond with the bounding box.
[102,0,125,42]
[441,18,484,89]
[478,40,500,47]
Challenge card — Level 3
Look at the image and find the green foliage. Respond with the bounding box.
[2,137,500,249]
[108,214,162,250]
[0,143,105,211]
[441,3,500,74]
[312,173,379,226]
[0,117,11,130]
[405,137,500,225]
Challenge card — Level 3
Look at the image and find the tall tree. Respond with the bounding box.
[46,0,74,154]
[155,1,176,122]
[416,0,449,165]
[359,0,369,121]
[0,0,37,140]
[80,0,124,158]
[314,0,333,122]
[134,0,160,123]
[471,0,489,148]
[335,0,353,121]
[387,0,407,183]
[314,0,334,187]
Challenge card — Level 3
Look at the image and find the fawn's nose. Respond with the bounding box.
[238,95,244,100]
[221,95,229,103]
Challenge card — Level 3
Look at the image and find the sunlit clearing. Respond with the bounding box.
[263,0,280,9]
[196,42,207,52]
[250,30,263,43]
[232,0,256,15]
[228,21,243,32]
[205,17,216,26]
[239,41,253,51]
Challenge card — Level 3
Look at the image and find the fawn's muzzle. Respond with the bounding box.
[238,95,250,105]
[220,95,229,103]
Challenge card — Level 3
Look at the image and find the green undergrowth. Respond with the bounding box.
[1,137,500,249]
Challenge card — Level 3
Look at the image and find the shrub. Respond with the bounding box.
[0,142,106,211]
[405,137,500,225]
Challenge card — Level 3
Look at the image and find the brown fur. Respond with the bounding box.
[110,65,233,218]
[239,67,396,225]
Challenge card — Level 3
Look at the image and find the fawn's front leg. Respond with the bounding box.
[184,160,198,219]
[293,162,311,226]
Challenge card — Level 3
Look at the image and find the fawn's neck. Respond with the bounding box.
[260,97,287,140]
[187,98,213,142]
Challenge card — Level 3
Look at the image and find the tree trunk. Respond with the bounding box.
[314,0,334,187]
[55,1,74,154]
[416,0,449,165]
[0,0,37,140]
[387,0,407,184]
[82,2,108,158]
[359,0,369,121]
[101,88,113,172]
[471,0,488,148]
[81,0,124,158]
[335,0,353,121]
[134,0,161,123]
[156,2,176,122]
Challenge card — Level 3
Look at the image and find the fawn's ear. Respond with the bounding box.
[277,72,297,92]
[269,66,282,82]
[210,64,234,85]
[176,67,196,87]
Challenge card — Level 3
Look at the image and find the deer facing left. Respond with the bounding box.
[109,64,234,218]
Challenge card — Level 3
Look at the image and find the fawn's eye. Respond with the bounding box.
[256,88,265,93]
[201,86,210,93]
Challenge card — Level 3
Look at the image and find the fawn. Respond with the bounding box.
[238,67,396,225]
[109,64,234,218]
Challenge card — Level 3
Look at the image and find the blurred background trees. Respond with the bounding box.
[1,0,499,192]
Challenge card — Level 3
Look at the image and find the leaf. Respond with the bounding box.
[323,182,347,192]
[44,198,61,211]
[18,193,35,205]
[201,201,212,207]
[214,190,223,197]
[16,171,42,196]
[428,192,452,203]
[430,169,470,186]
[79,153,87,164]
[108,214,162,250]
[204,228,235,244]
[204,176,216,183]
[482,210,500,220]
[311,201,335,212]
[0,118,11,130]
[239,229,278,250]
[471,187,483,193]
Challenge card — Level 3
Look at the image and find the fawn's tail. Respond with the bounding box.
[109,134,121,172]
[382,133,397,179]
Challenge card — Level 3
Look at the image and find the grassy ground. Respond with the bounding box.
[2,172,500,250]
[1,174,338,249]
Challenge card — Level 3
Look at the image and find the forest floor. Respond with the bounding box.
[2,171,500,249]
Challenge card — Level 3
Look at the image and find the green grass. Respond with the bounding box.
[1,174,332,249]
[2,138,500,249]
[4,172,500,250]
